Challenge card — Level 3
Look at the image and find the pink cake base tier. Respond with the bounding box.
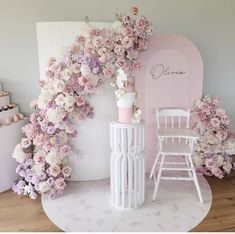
[118,107,133,123]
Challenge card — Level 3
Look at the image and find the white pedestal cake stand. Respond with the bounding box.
[110,120,145,209]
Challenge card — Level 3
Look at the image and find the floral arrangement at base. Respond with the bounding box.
[12,7,153,199]
[192,95,235,178]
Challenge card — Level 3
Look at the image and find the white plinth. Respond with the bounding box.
[0,119,28,193]
[110,120,145,209]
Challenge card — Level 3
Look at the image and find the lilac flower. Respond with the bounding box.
[47,125,56,135]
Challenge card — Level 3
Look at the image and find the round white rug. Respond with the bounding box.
[42,175,212,232]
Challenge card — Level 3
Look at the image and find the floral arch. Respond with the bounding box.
[12,7,153,199]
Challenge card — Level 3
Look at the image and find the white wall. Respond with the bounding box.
[0,0,234,130]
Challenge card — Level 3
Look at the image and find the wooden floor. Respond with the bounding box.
[0,172,235,232]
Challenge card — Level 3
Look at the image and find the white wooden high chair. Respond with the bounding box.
[150,108,203,204]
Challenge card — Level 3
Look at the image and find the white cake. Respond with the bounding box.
[0,95,10,107]
[0,81,27,193]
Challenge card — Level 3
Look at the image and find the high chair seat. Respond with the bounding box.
[161,142,192,155]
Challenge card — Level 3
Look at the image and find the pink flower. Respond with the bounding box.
[205,158,214,168]
[76,96,86,107]
[22,123,38,140]
[210,117,220,128]
[62,166,72,178]
[49,165,61,177]
[103,67,114,78]
[116,57,125,68]
[211,167,224,179]
[34,152,45,164]
[84,83,93,93]
[131,6,139,15]
[114,45,124,55]
[221,115,231,126]
[138,39,147,50]
[60,145,71,156]
[78,76,89,86]
[55,177,66,190]
[216,130,227,141]
[121,36,133,49]
[76,35,85,43]
[30,99,38,108]
[135,15,147,28]
[21,138,31,149]
[33,134,44,147]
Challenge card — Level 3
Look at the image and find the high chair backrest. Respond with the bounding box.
[156,108,190,129]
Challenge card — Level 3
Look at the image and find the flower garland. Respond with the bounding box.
[12,7,153,199]
[193,95,235,178]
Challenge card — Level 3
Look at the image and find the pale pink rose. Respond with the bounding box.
[116,57,125,68]
[60,145,71,156]
[211,167,224,179]
[21,138,31,149]
[205,158,214,168]
[212,97,220,105]
[47,57,56,67]
[121,36,133,49]
[62,166,72,178]
[122,26,134,36]
[22,123,38,140]
[76,96,86,107]
[84,83,93,93]
[98,56,107,64]
[66,124,77,135]
[138,39,147,50]
[33,134,44,147]
[216,130,227,141]
[34,152,45,164]
[114,45,124,55]
[90,28,99,36]
[210,117,220,128]
[223,162,232,173]
[78,76,89,86]
[201,103,210,111]
[84,47,93,56]
[55,177,66,190]
[49,165,61,177]
[76,35,85,43]
[131,6,139,15]
[135,15,147,28]
[221,115,231,126]
[103,67,114,78]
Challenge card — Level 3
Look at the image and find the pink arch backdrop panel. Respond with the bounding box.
[134,34,203,172]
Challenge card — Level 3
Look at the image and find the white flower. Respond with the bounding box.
[47,107,66,125]
[61,69,72,81]
[214,155,224,167]
[55,94,75,112]
[115,88,125,99]
[193,153,205,167]
[37,90,54,109]
[32,164,44,175]
[21,138,31,149]
[12,144,27,163]
[45,150,64,166]
[206,133,218,145]
[53,79,65,93]
[63,95,76,112]
[216,108,225,116]
[112,21,123,34]
[38,181,50,194]
[80,64,91,76]
[116,68,127,88]
[55,94,65,106]
[224,141,235,155]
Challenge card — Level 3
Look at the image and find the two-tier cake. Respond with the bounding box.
[0,82,27,193]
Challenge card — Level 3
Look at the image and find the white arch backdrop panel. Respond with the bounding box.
[36,22,117,181]
[134,34,203,172]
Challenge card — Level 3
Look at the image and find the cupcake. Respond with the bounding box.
[3,105,8,111]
